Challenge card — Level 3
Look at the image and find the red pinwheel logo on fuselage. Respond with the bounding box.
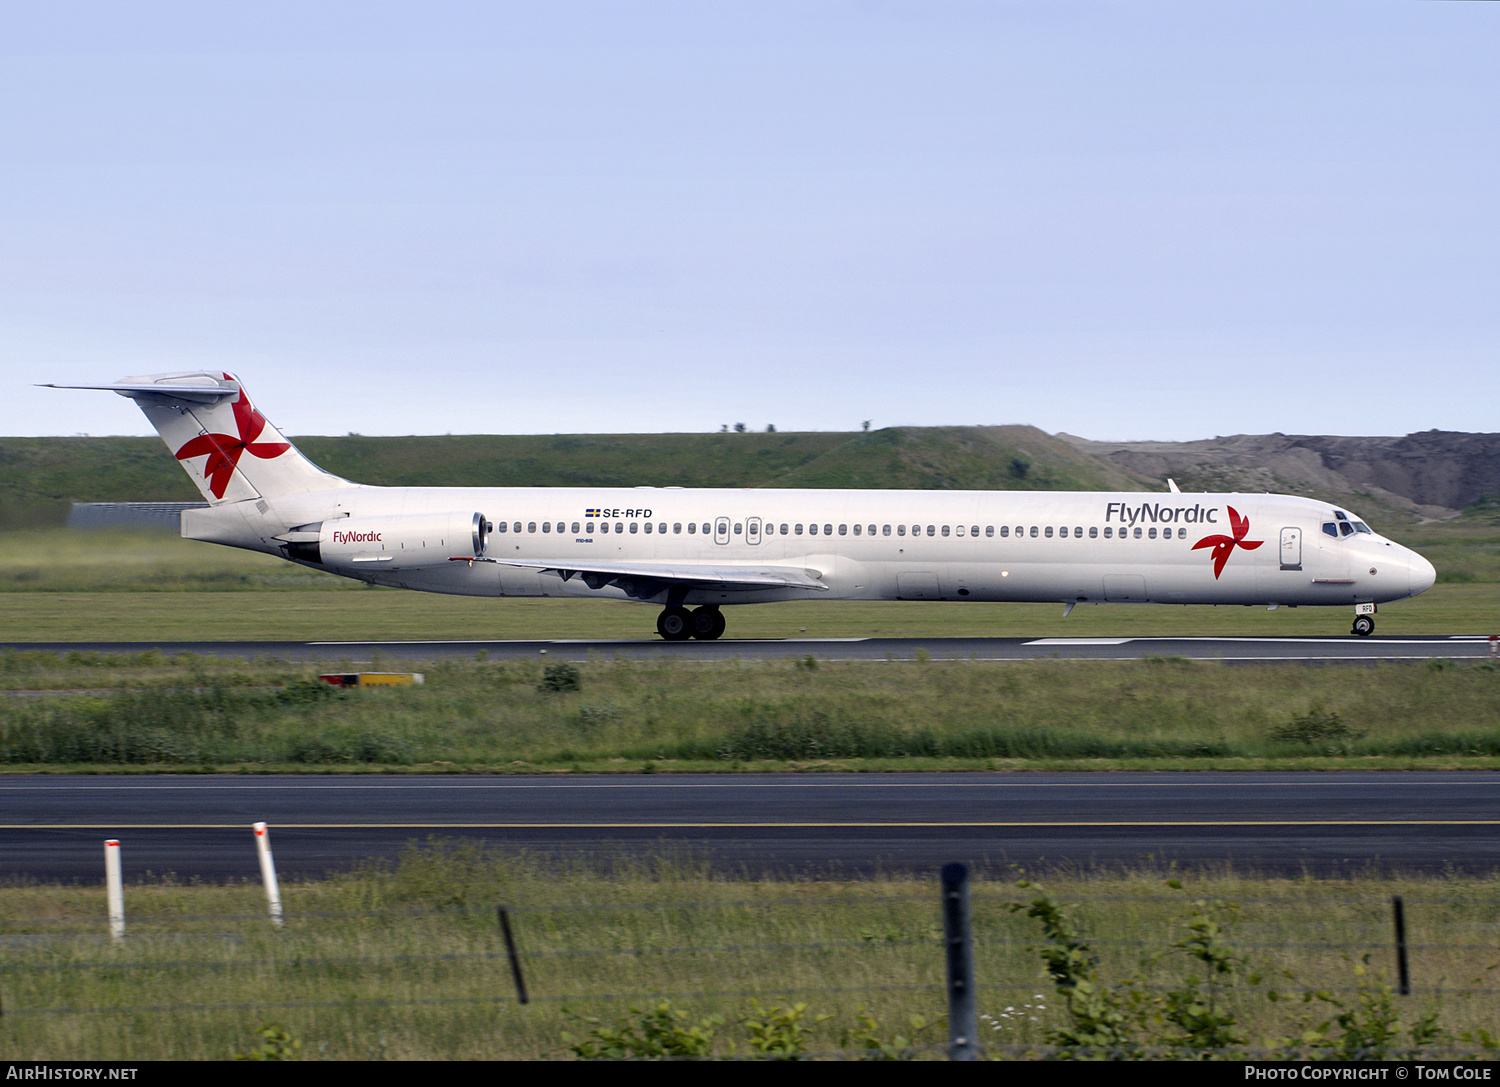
[1192,505,1263,578]
[173,379,290,499]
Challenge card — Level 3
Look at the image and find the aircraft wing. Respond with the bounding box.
[467,556,829,595]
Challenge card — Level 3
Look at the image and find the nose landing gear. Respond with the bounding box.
[656,605,725,641]
[1351,603,1376,637]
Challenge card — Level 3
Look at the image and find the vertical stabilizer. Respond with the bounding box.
[46,372,353,504]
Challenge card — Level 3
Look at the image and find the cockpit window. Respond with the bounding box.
[1323,523,1338,538]
[1339,522,1354,537]
[1353,522,1373,534]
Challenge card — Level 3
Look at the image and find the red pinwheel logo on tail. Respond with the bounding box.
[173,379,291,499]
[1192,505,1263,578]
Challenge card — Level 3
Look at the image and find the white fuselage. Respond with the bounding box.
[183,484,1437,610]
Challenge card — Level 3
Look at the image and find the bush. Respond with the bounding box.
[538,663,581,693]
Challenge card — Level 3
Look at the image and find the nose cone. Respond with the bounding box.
[1409,551,1437,597]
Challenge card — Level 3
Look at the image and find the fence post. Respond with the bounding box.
[941,862,976,1060]
[1392,895,1410,996]
[104,839,124,943]
[253,822,284,928]
[498,906,529,1004]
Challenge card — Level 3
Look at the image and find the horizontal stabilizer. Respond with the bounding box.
[39,380,239,404]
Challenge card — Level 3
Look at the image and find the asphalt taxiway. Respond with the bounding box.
[5,772,1498,882]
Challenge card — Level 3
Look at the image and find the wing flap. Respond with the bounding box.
[465,556,828,593]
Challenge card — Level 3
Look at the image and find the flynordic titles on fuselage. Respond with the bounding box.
[1104,502,1220,528]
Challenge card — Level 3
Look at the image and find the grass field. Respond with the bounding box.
[3,651,1498,771]
[3,850,1497,1060]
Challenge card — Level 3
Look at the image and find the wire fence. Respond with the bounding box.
[5,861,1500,1060]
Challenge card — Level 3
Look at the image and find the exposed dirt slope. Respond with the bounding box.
[1059,430,1500,520]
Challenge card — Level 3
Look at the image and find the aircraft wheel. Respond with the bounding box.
[657,607,693,641]
[690,606,725,640]
[1352,615,1375,637]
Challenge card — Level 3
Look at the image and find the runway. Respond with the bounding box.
[5,772,1499,881]
[4,634,1497,663]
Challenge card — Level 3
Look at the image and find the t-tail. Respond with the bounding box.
[44,371,352,504]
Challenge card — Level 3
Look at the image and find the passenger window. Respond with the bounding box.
[497,521,508,533]
[1044,526,1053,538]
[809,524,818,535]
[1134,527,1142,539]
[1029,526,1038,538]
[1089,527,1098,538]
[572,522,580,534]
[687,522,696,534]
[853,524,861,536]
[528,522,537,533]
[926,525,935,536]
[701,523,710,534]
[839,524,847,535]
[1058,527,1068,538]
[734,523,742,535]
[795,524,804,535]
[868,525,876,536]
[824,524,833,535]
[998,526,1007,537]
[883,525,891,536]
[644,523,652,533]
[629,523,638,534]
[512,522,521,533]
[955,525,964,537]
[972,525,980,536]
[897,525,906,536]
[942,525,950,537]
[1148,527,1157,539]
[673,523,681,534]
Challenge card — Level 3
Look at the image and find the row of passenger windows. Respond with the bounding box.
[493,520,1193,540]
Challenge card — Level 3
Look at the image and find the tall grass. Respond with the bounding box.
[2,847,1498,1059]
[2,653,1498,770]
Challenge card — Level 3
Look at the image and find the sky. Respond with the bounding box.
[3,2,1497,442]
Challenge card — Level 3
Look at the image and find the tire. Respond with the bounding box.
[690,606,726,640]
[657,607,692,641]
[1352,615,1374,637]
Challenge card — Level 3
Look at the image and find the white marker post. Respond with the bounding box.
[253,822,284,928]
[104,839,124,943]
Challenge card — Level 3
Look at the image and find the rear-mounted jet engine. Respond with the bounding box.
[277,511,490,571]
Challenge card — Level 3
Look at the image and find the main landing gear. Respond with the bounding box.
[656,605,726,641]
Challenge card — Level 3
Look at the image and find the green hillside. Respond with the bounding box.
[0,426,1147,528]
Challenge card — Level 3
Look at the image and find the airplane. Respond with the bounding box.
[46,371,1436,640]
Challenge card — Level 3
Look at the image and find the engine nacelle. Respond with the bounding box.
[281,511,490,571]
